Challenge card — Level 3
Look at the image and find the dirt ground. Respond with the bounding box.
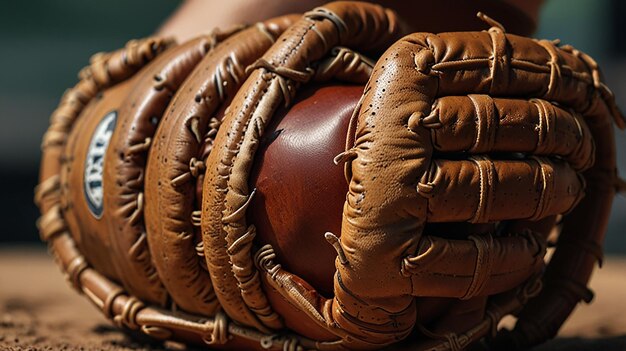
[1,246,625,351]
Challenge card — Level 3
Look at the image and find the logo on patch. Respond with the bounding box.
[84,111,117,218]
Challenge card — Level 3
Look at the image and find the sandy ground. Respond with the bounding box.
[1,246,625,351]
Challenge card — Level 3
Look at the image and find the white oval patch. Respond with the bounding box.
[84,111,117,218]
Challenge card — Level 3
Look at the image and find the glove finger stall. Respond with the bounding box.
[145,15,298,328]
[428,95,594,171]
[104,36,224,307]
[422,157,584,223]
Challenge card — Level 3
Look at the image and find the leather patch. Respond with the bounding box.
[84,110,117,218]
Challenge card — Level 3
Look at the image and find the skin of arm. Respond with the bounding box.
[157,0,542,42]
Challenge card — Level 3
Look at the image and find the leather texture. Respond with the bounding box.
[329,25,622,350]
[35,2,624,350]
[102,36,218,307]
[143,15,297,319]
[61,77,134,281]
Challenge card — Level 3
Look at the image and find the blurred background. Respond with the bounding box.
[0,0,624,251]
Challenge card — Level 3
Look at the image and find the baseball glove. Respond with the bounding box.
[35,1,624,350]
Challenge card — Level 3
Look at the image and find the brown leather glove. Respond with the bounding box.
[35,1,624,350]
